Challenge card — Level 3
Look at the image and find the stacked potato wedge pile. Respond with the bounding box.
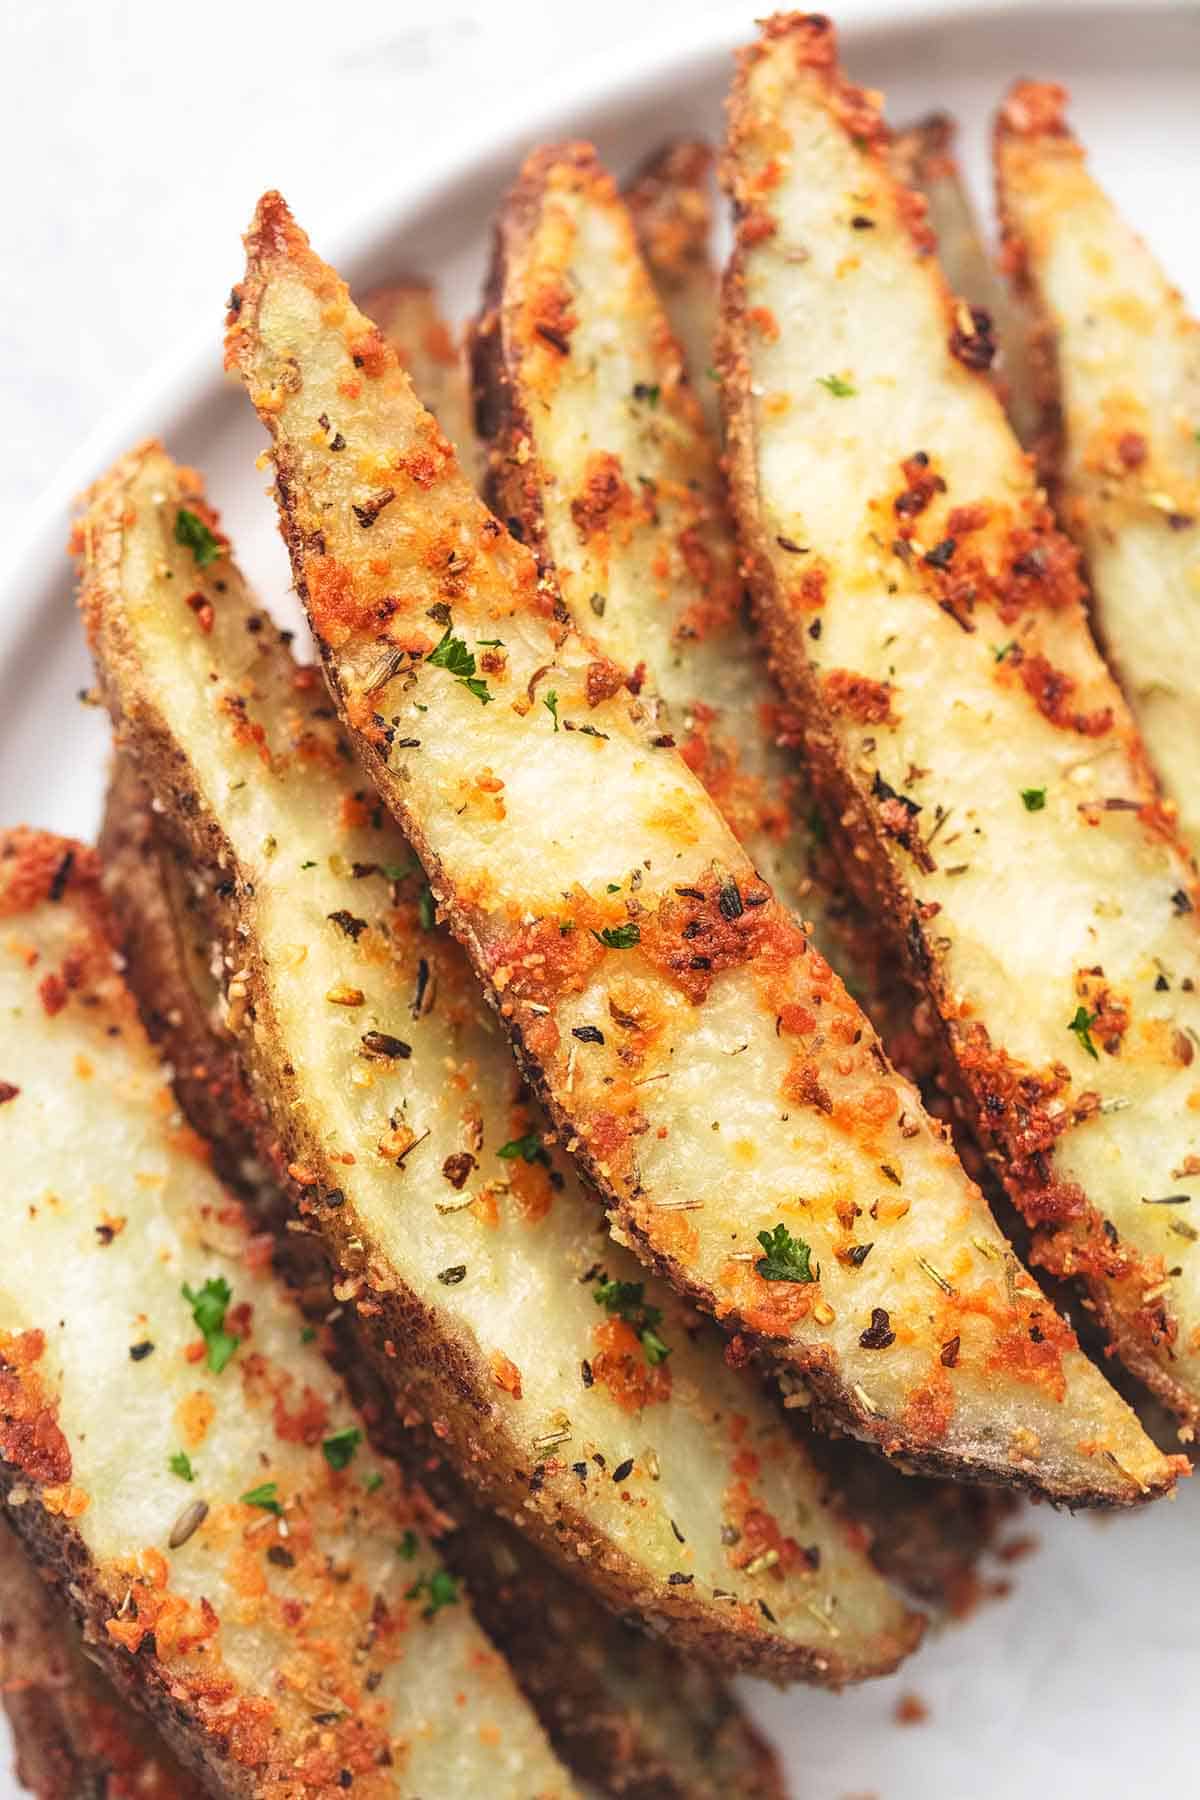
[2,12,1199,1795]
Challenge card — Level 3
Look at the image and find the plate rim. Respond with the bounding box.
[0,0,1172,667]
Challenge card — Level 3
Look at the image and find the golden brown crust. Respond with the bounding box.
[719,13,1200,1441]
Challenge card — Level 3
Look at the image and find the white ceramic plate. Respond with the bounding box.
[3,4,1199,1795]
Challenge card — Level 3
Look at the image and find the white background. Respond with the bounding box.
[4,4,1200,1798]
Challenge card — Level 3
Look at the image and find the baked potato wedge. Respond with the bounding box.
[624,140,722,438]
[224,188,1171,1502]
[891,113,1041,452]
[0,830,575,1800]
[472,140,816,920]
[98,765,790,1799]
[996,80,1200,858]
[0,1518,206,1799]
[363,279,484,487]
[77,440,921,1684]
[720,10,1200,1436]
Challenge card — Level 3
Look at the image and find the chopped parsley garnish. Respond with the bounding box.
[592,923,641,950]
[991,640,1017,663]
[632,382,660,407]
[593,1273,671,1366]
[364,1470,384,1494]
[169,1451,195,1482]
[544,688,559,731]
[426,626,492,704]
[817,374,856,398]
[417,884,436,932]
[1021,787,1047,812]
[174,506,223,567]
[300,860,317,869]
[807,804,827,846]
[322,1425,363,1471]
[300,1325,317,1343]
[754,1223,816,1284]
[240,1481,283,1516]
[1068,1005,1100,1060]
[406,1568,460,1617]
[181,1276,239,1373]
[498,1129,548,1165]
[397,1529,419,1560]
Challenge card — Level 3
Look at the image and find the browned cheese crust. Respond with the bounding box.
[220,187,1175,1505]
[719,11,1200,1436]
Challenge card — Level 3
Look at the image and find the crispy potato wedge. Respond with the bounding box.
[624,140,722,438]
[225,189,1171,1504]
[363,280,484,487]
[0,830,575,1800]
[472,141,816,914]
[78,441,920,1684]
[996,80,1200,857]
[98,768,790,1799]
[720,10,1200,1437]
[0,1518,206,1799]
[891,113,1041,453]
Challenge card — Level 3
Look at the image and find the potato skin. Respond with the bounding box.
[0,1518,205,1800]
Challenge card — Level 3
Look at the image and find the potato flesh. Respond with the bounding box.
[996,84,1200,855]
[722,17,1200,1426]
[224,191,1172,1502]
[0,842,573,1799]
[79,442,919,1682]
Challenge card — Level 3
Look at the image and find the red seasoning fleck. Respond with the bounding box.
[894,1692,930,1726]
